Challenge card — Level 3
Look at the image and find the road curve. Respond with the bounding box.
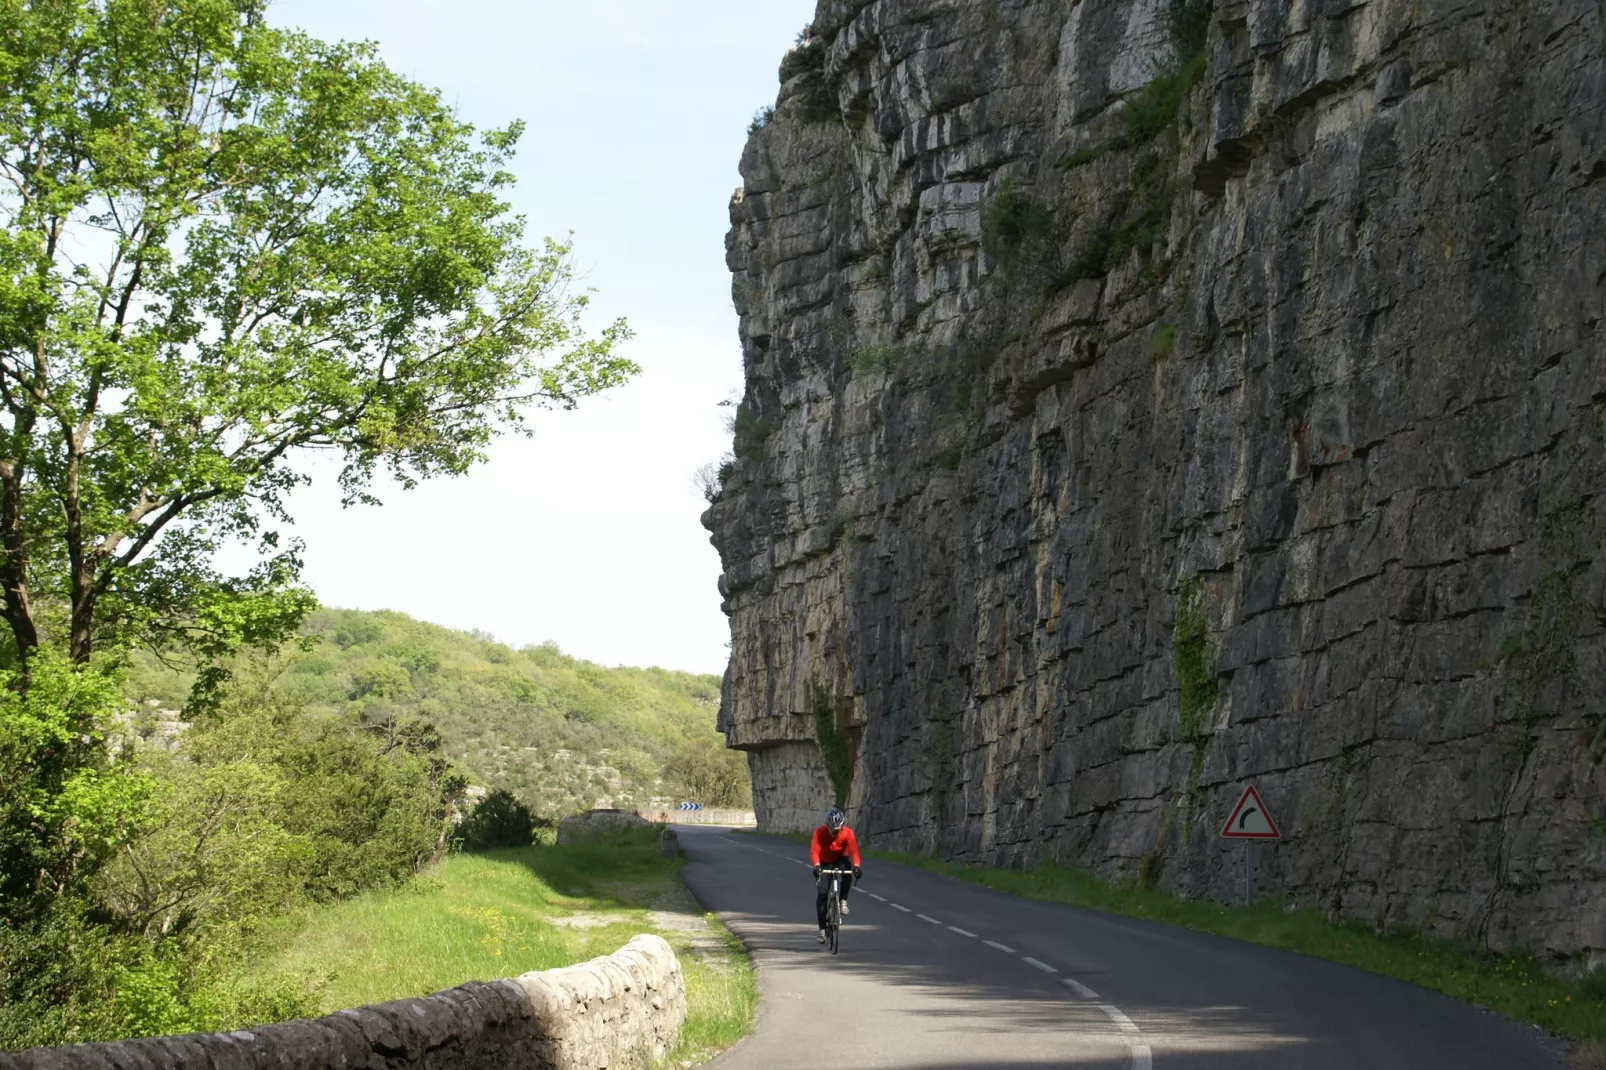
[675,827,1565,1070]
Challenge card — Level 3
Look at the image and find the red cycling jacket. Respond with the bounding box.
[809,825,862,867]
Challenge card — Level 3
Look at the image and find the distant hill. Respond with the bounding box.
[123,608,729,816]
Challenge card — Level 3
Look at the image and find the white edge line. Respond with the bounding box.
[1099,1005,1141,1035]
[916,914,942,925]
[891,903,912,912]
[1021,956,1057,974]
[1060,978,1101,1000]
[1130,1044,1153,1070]
[867,893,887,902]
[947,926,976,938]
[983,940,1017,954]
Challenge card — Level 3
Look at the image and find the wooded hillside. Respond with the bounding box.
[124,608,731,816]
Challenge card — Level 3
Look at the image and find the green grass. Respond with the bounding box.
[247,828,754,1064]
[869,848,1606,1045]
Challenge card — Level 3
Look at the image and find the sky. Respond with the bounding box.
[258,0,819,675]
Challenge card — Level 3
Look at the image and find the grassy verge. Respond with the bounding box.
[246,826,754,1067]
[868,847,1605,1047]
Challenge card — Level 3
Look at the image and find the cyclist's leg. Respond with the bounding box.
[815,878,830,929]
[840,870,854,901]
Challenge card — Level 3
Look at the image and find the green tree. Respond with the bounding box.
[458,787,538,851]
[0,0,636,680]
[662,738,752,810]
[0,648,150,922]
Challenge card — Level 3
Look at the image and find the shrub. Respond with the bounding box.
[459,789,541,850]
[847,343,906,377]
[984,179,1064,282]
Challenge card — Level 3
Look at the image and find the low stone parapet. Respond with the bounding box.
[0,934,685,1070]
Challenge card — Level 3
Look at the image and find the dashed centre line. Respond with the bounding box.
[723,833,1151,1070]
[1100,1006,1141,1035]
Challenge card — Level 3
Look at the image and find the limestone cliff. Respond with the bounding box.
[704,0,1606,966]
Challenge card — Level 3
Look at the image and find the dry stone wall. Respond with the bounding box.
[706,0,1606,967]
[0,935,684,1070]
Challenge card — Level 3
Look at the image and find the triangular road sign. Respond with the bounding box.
[1220,784,1281,839]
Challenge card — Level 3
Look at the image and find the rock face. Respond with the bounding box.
[705,0,1606,965]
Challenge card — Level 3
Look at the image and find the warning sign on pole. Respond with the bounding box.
[1220,784,1281,840]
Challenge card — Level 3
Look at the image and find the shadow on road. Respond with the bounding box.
[683,830,1565,1070]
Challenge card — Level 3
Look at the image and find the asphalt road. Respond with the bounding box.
[675,827,1566,1070]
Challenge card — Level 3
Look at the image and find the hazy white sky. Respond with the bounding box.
[260,0,818,675]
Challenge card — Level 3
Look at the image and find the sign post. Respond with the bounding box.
[1220,784,1280,905]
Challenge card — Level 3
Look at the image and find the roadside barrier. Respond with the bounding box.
[0,934,685,1070]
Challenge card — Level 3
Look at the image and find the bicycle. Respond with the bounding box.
[816,864,854,954]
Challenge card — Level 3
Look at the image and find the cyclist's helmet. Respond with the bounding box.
[825,807,846,831]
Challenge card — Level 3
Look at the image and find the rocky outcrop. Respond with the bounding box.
[0,935,685,1070]
[706,0,1606,967]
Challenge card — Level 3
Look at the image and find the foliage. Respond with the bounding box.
[2,651,466,1047]
[1168,0,1213,58]
[241,842,754,1062]
[693,458,732,503]
[748,106,775,135]
[0,650,151,924]
[0,897,316,1048]
[124,608,728,817]
[1151,323,1178,360]
[870,847,1606,1046]
[779,29,836,123]
[811,684,853,808]
[1172,573,1217,807]
[984,179,1064,284]
[729,404,777,464]
[459,788,545,851]
[662,738,752,809]
[847,342,906,378]
[0,0,635,678]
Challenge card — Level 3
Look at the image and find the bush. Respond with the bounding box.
[459,789,542,850]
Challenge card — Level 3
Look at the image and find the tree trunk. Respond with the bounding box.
[0,462,37,671]
[69,582,95,664]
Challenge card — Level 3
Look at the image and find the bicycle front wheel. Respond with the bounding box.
[828,892,841,954]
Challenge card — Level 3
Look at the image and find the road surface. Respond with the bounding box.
[675,827,1565,1069]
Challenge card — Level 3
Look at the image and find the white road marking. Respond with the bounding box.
[1100,1006,1141,1035]
[720,832,1154,1070]
[1061,978,1101,1000]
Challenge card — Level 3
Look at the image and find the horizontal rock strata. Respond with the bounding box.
[707,0,1606,966]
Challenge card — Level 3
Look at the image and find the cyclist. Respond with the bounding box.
[810,807,862,943]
